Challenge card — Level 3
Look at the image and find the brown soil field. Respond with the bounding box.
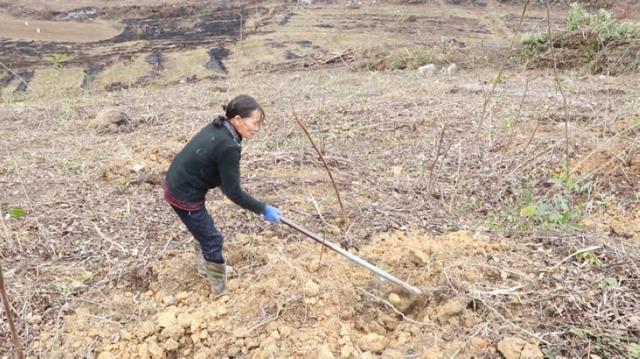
[1,1,639,358]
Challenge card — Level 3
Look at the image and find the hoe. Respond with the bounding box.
[281,216,423,314]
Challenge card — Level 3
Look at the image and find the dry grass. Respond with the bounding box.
[27,67,85,98]
[156,49,221,85]
[1,2,639,358]
[91,54,153,91]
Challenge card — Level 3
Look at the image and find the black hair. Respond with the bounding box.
[212,95,265,127]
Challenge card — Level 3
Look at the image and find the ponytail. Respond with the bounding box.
[212,95,264,127]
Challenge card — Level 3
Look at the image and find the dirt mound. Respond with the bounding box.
[29,230,542,357]
[100,144,174,187]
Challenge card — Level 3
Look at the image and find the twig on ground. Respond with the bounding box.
[0,262,25,359]
[545,0,570,174]
[548,245,602,272]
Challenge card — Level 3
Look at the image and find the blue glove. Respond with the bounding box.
[263,205,281,224]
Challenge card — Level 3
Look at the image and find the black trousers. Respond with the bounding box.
[171,205,225,264]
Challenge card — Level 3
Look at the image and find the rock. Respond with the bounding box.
[445,63,458,75]
[160,323,184,340]
[163,338,179,351]
[96,352,114,359]
[136,321,157,340]
[388,293,401,305]
[137,343,149,358]
[497,337,527,359]
[162,296,176,306]
[90,107,131,134]
[340,344,354,358]
[318,344,335,359]
[381,349,403,359]
[470,336,487,349]
[147,340,165,359]
[177,313,192,329]
[176,292,189,301]
[365,321,386,335]
[304,280,320,297]
[521,342,544,359]
[356,333,388,353]
[278,325,292,338]
[119,329,132,341]
[437,298,466,319]
[418,64,437,76]
[27,315,43,324]
[190,313,203,332]
[157,307,178,328]
[422,345,444,359]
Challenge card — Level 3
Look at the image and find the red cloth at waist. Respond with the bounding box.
[163,181,204,211]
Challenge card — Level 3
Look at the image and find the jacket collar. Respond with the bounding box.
[222,120,242,145]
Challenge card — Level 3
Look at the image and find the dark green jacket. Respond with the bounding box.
[165,122,265,214]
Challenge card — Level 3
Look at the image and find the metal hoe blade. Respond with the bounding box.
[281,217,422,296]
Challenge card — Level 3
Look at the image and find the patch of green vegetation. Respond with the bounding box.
[485,170,593,231]
[518,3,638,71]
[566,3,637,44]
[521,32,547,59]
[49,53,70,68]
[1,204,26,219]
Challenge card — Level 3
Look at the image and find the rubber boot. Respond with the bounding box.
[193,241,206,277]
[204,261,227,294]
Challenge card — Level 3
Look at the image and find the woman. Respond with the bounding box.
[164,95,281,294]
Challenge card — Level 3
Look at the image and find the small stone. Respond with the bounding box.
[147,341,165,359]
[176,292,189,301]
[445,63,458,75]
[304,280,320,297]
[278,325,292,338]
[381,349,403,359]
[340,344,354,358]
[318,344,335,359]
[138,343,149,358]
[162,296,176,306]
[120,329,132,341]
[418,64,437,76]
[136,321,157,340]
[160,324,184,340]
[470,336,487,348]
[96,352,114,359]
[177,313,192,329]
[497,337,527,359]
[190,313,203,332]
[27,315,42,324]
[521,342,544,359]
[355,333,388,353]
[437,298,466,319]
[157,307,178,328]
[164,338,179,351]
[388,293,401,305]
[409,248,430,264]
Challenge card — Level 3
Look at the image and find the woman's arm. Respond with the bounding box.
[217,145,266,214]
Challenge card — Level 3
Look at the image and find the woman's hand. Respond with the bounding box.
[263,205,281,224]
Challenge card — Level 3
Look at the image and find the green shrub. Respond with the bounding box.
[521,32,547,57]
[566,2,637,44]
[49,53,70,68]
